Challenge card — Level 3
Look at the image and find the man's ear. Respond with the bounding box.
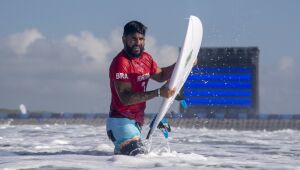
[122,36,126,44]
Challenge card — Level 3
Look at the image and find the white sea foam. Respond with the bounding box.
[0,125,299,170]
[33,126,42,130]
[52,139,69,145]
[35,145,51,149]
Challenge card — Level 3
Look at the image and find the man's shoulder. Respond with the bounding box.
[112,51,130,64]
[141,51,154,61]
[142,51,152,58]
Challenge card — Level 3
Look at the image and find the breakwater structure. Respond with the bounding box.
[0,112,299,131]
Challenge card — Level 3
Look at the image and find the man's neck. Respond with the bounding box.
[123,49,141,59]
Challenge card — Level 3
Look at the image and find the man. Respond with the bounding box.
[107,20,176,156]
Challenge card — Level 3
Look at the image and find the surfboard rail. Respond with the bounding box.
[147,15,203,139]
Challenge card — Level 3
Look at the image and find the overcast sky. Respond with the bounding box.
[0,0,299,114]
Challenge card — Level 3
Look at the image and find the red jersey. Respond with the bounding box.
[109,50,158,124]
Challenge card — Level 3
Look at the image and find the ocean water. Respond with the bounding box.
[0,122,299,170]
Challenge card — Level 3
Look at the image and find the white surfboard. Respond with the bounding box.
[147,15,203,139]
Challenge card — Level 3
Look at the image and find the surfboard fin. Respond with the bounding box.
[180,100,188,109]
[149,116,171,139]
[175,93,188,109]
[159,118,171,139]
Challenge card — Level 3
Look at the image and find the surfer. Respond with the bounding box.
[107,20,176,156]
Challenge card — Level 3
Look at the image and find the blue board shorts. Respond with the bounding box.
[106,117,145,155]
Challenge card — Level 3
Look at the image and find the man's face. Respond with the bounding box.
[123,32,145,57]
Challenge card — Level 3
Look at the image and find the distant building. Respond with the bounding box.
[180,47,259,119]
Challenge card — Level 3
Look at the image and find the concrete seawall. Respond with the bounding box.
[1,118,300,131]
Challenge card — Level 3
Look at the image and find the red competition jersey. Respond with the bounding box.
[109,50,158,124]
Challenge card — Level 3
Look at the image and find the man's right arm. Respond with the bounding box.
[114,80,159,106]
[114,80,176,106]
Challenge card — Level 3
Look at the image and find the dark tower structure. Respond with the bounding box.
[181,47,259,119]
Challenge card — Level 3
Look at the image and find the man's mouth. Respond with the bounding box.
[133,46,140,51]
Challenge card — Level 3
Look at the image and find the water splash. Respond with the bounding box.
[19,104,27,114]
[144,134,171,155]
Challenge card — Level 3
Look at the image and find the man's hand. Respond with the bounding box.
[193,58,198,67]
[159,83,176,98]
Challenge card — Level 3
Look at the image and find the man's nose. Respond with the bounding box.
[134,41,140,46]
[135,39,142,46]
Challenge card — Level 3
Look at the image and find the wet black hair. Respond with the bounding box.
[123,21,147,36]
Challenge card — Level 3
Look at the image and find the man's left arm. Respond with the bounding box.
[150,63,175,82]
[151,58,198,82]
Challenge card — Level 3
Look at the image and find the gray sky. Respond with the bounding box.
[0,0,299,114]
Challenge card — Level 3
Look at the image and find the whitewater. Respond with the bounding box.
[0,123,299,170]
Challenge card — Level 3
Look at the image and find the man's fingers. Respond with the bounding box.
[167,87,176,97]
[172,87,176,92]
[171,88,176,95]
[160,86,177,98]
[193,58,198,66]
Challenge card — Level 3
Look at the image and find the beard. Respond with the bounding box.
[124,44,144,58]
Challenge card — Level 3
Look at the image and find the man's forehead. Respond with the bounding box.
[126,32,145,38]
